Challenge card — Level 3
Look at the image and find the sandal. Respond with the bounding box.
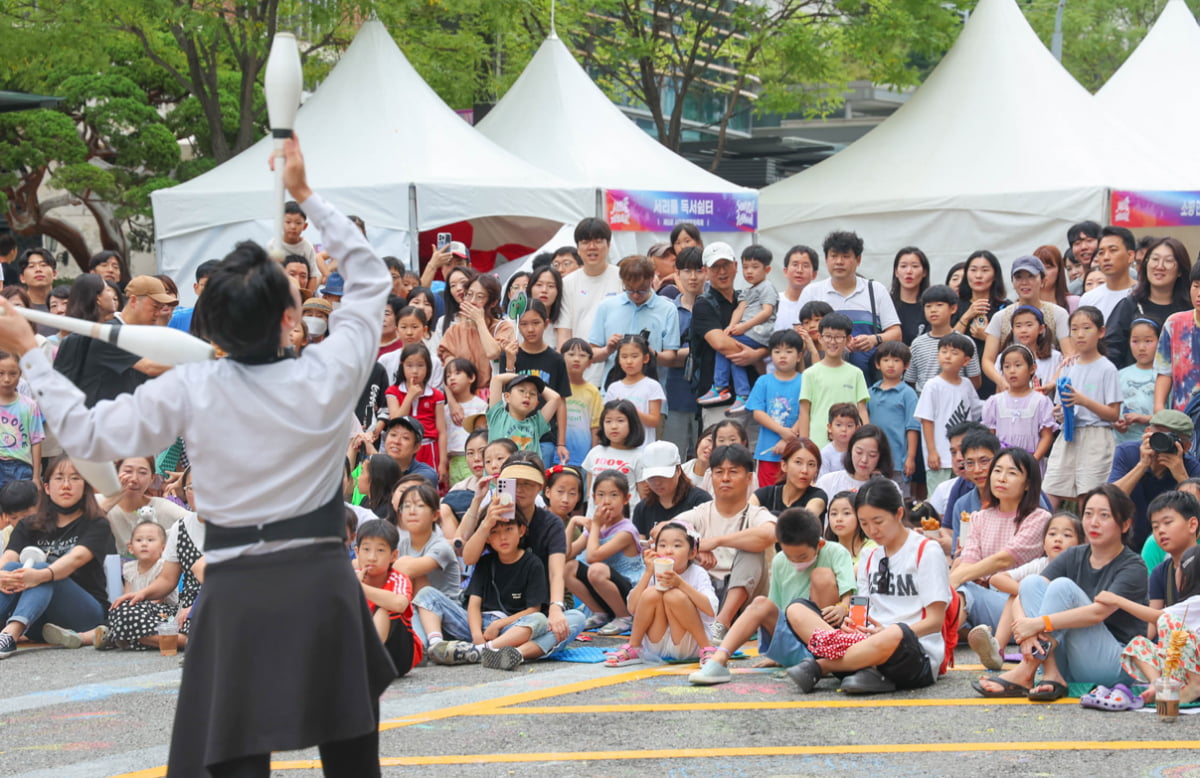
[1080,683,1143,711]
[698,646,719,666]
[1027,679,1068,701]
[604,644,642,667]
[972,676,1031,698]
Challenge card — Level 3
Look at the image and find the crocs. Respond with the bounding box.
[1081,683,1143,711]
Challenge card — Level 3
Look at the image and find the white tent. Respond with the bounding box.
[476,32,757,262]
[152,20,592,302]
[758,0,1176,280]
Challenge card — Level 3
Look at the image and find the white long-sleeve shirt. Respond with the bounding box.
[20,193,389,561]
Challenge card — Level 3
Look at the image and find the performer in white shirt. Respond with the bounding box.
[0,138,395,777]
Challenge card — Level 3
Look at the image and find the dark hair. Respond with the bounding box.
[396,305,428,330]
[980,448,1042,523]
[192,241,296,359]
[553,246,583,266]
[361,454,403,521]
[592,469,630,499]
[89,250,122,272]
[527,266,564,322]
[823,490,866,545]
[944,261,966,286]
[618,255,655,285]
[1080,484,1137,545]
[545,465,585,498]
[398,342,433,385]
[0,233,14,256]
[396,481,440,522]
[604,333,656,388]
[776,507,822,548]
[560,337,594,358]
[283,200,306,220]
[822,230,863,257]
[446,357,480,393]
[1033,245,1072,310]
[283,254,309,271]
[890,247,930,299]
[842,424,893,479]
[530,252,554,272]
[827,402,862,425]
[998,343,1036,378]
[709,443,755,472]
[669,223,702,248]
[1133,237,1192,310]
[778,437,822,486]
[356,518,400,551]
[798,300,834,322]
[598,399,645,448]
[853,476,904,515]
[1067,220,1101,246]
[1069,305,1107,355]
[469,273,504,322]
[130,518,168,545]
[873,340,911,367]
[441,266,479,333]
[1100,225,1136,253]
[675,246,703,271]
[961,430,1001,457]
[503,271,531,304]
[406,286,438,317]
[710,419,749,447]
[957,250,1007,311]
[384,256,405,277]
[0,478,39,515]
[818,312,853,336]
[1000,305,1053,360]
[574,217,612,245]
[1147,490,1200,528]
[1046,510,1084,544]
[947,420,988,442]
[65,274,110,322]
[519,298,550,324]
[657,521,697,551]
[49,285,75,303]
[784,245,819,274]
[938,331,976,359]
[920,284,959,308]
[767,329,806,354]
[28,455,106,535]
[906,500,941,531]
[486,438,519,460]
[16,247,56,274]
[741,245,772,266]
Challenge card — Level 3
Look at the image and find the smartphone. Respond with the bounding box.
[494,478,517,520]
[849,596,869,629]
[436,232,452,251]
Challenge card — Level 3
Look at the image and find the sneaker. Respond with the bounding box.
[697,388,731,406]
[597,616,632,636]
[448,641,481,665]
[41,623,83,649]
[93,624,117,652]
[583,613,609,631]
[967,624,1003,671]
[840,666,896,695]
[427,640,461,666]
[726,396,748,415]
[708,621,728,642]
[688,659,732,685]
[482,645,524,671]
[0,633,16,659]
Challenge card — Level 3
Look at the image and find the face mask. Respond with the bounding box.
[303,316,328,337]
[791,558,816,573]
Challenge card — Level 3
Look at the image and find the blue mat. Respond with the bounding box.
[546,646,749,664]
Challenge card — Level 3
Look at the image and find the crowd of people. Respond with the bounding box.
[2,208,1200,713]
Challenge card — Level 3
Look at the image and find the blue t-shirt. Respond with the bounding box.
[868,380,919,469]
[746,372,802,461]
[663,297,696,416]
[168,306,194,333]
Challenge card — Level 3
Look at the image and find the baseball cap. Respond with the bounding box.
[639,441,682,481]
[1010,255,1045,278]
[125,275,178,304]
[504,373,546,393]
[449,241,470,261]
[1150,409,1194,437]
[385,415,426,442]
[702,242,737,267]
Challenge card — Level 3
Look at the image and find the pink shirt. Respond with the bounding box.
[959,506,1051,574]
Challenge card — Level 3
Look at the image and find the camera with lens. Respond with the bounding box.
[1150,431,1184,454]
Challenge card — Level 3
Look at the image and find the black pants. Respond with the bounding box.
[209,709,382,778]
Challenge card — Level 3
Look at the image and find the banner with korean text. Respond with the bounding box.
[1111,191,1200,228]
[605,189,757,232]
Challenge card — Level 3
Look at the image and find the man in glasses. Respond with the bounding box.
[586,255,679,378]
[557,218,622,386]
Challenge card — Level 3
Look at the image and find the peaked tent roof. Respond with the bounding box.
[758,0,1175,274]
[1096,0,1200,179]
[152,20,591,254]
[476,33,750,195]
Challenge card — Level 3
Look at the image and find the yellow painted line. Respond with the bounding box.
[110,770,165,778]
[478,697,1077,715]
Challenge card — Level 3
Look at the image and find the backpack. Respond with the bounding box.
[864,538,961,676]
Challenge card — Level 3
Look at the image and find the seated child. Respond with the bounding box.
[605,521,717,667]
[824,490,877,571]
[0,479,38,552]
[566,470,644,635]
[688,507,855,684]
[414,501,550,671]
[452,437,520,547]
[544,465,585,524]
[818,403,862,480]
[354,520,422,677]
[393,483,460,604]
[785,477,951,695]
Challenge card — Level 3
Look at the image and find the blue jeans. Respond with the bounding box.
[1017,576,1131,686]
[960,581,1010,633]
[0,459,32,489]
[412,587,585,658]
[539,442,559,470]
[712,334,760,397]
[0,561,105,641]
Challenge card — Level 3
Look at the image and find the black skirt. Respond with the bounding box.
[167,542,396,775]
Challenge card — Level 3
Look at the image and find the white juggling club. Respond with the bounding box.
[264,32,303,261]
[6,307,215,365]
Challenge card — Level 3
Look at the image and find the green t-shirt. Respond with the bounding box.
[1142,535,1167,575]
[486,402,550,452]
[767,539,857,606]
[799,361,870,449]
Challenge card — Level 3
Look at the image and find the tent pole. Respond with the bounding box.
[595,188,604,220]
[408,183,419,273]
[1051,0,1067,61]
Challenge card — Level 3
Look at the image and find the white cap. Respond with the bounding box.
[639,441,682,481]
[702,241,737,267]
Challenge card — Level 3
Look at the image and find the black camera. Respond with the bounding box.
[1150,431,1183,454]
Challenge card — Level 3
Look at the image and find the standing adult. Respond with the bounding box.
[797,231,901,381]
[1034,245,1079,314]
[1078,226,1136,323]
[1105,237,1191,369]
[660,247,705,457]
[981,255,1071,391]
[587,256,679,379]
[557,218,622,387]
[0,138,397,775]
[15,248,57,336]
[774,245,819,334]
[438,274,515,392]
[690,243,766,424]
[890,247,930,345]
[953,250,1010,399]
[1066,221,1102,296]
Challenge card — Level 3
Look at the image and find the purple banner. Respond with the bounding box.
[605,189,757,232]
[1111,190,1200,228]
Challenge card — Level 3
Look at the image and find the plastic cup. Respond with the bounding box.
[157,621,179,656]
[653,557,674,591]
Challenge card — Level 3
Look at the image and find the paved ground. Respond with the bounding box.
[1,635,1199,777]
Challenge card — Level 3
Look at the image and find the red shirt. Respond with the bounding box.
[367,569,423,668]
[384,383,444,442]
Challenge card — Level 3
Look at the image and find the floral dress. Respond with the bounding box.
[1121,612,1200,683]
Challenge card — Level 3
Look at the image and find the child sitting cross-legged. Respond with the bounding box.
[566,470,644,636]
[354,519,422,678]
[688,507,856,684]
